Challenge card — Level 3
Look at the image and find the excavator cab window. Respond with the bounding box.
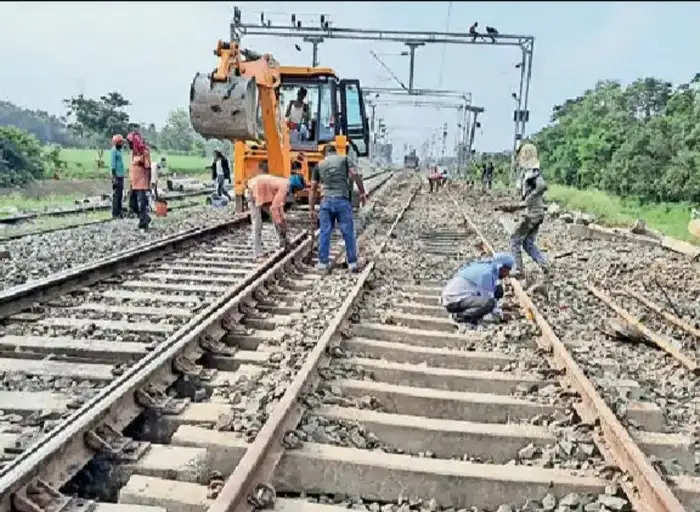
[280,83,318,149]
[339,80,369,157]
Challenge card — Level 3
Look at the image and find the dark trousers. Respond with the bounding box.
[445,296,496,322]
[217,175,232,200]
[112,177,124,218]
[134,190,151,228]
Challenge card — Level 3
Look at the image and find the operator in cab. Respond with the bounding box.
[285,88,310,143]
[309,145,367,274]
[246,162,305,260]
[441,253,514,325]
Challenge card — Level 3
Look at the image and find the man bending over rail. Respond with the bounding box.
[246,162,305,260]
[441,253,514,325]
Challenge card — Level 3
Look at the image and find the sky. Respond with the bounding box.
[1,1,699,159]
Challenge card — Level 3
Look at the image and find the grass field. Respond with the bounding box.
[546,184,698,243]
[57,148,211,179]
[0,148,211,212]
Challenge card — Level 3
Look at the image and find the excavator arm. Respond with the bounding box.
[189,40,287,175]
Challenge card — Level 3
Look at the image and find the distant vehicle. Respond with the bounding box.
[404,149,419,170]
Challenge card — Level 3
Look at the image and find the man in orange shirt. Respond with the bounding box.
[247,162,304,259]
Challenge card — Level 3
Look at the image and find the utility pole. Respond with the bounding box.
[368,102,377,160]
[405,42,424,94]
[303,36,324,66]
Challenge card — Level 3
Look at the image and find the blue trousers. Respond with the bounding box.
[319,197,357,265]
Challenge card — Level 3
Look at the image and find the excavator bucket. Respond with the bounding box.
[189,72,260,141]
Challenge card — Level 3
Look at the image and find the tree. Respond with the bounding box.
[63,92,135,168]
[0,100,80,147]
[533,73,700,204]
[0,126,46,187]
[159,108,196,152]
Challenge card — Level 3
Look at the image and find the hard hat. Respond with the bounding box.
[112,134,124,145]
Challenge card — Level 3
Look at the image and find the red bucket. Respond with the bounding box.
[155,199,168,217]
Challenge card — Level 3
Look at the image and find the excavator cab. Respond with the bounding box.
[189,39,370,211]
[279,72,369,157]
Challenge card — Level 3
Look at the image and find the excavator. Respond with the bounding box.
[189,33,371,211]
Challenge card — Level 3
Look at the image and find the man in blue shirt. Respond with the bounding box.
[110,134,125,218]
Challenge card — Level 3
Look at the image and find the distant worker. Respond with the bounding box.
[126,131,152,230]
[509,141,549,280]
[309,145,367,274]
[482,161,494,190]
[439,166,449,187]
[150,157,166,201]
[486,26,499,43]
[441,253,514,325]
[428,166,441,193]
[468,21,480,42]
[247,162,304,259]
[211,150,232,202]
[285,88,310,143]
[110,134,125,218]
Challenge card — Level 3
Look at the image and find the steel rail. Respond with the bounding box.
[0,213,249,319]
[0,170,392,319]
[0,200,202,243]
[209,181,420,512]
[445,189,686,512]
[0,230,312,507]
[0,169,395,509]
[0,188,214,225]
[587,284,698,374]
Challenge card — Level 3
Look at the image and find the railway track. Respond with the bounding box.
[0,171,392,243]
[449,184,699,511]
[3,172,696,512]
[0,189,215,226]
[0,171,393,510]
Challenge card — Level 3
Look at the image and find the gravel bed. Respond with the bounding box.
[452,184,698,475]
[280,489,632,512]
[286,182,627,512]
[0,205,239,291]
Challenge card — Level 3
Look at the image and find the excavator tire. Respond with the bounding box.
[189,73,260,140]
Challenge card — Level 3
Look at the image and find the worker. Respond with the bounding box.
[150,157,166,201]
[441,253,514,324]
[469,21,480,42]
[482,161,494,190]
[309,145,367,274]
[428,166,441,193]
[126,131,152,230]
[285,88,309,143]
[211,150,232,201]
[486,26,498,43]
[110,134,125,218]
[510,141,549,280]
[247,162,304,259]
[288,161,306,205]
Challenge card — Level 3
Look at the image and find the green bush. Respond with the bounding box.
[0,126,46,187]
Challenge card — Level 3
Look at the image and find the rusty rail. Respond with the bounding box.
[446,189,686,512]
[625,288,700,341]
[587,284,698,374]
[209,182,420,512]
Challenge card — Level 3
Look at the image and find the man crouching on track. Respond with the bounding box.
[246,162,305,260]
[441,253,514,325]
[309,145,367,274]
